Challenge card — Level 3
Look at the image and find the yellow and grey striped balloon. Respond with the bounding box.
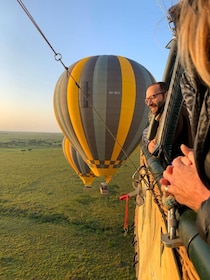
[54,55,155,183]
[62,137,96,187]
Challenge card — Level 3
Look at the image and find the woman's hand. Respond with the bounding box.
[160,144,210,211]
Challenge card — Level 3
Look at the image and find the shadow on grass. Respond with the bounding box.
[0,202,117,235]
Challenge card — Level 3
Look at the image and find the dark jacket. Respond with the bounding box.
[181,71,210,243]
[196,198,210,244]
[181,72,210,188]
[142,103,192,160]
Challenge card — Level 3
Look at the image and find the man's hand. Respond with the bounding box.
[148,139,156,153]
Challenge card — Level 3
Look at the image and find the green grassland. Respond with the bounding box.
[0,131,139,279]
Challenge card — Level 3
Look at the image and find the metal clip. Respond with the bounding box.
[161,207,183,248]
[161,233,183,248]
[131,166,146,206]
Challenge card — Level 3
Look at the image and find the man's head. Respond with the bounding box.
[145,82,168,115]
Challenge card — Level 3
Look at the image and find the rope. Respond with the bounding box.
[120,194,130,235]
[17,1,78,87]
[17,0,68,70]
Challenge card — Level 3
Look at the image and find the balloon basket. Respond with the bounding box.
[100,182,109,195]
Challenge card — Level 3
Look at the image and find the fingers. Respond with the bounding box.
[172,156,187,167]
[160,175,172,195]
[172,154,193,167]
[166,165,173,174]
[180,155,193,166]
[172,145,195,166]
[160,182,172,195]
[181,144,195,162]
[162,165,174,182]
[160,146,195,205]
[180,144,192,156]
[164,185,170,192]
[160,178,169,185]
[148,139,156,153]
[187,151,195,165]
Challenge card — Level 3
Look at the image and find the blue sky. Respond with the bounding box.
[0,0,177,132]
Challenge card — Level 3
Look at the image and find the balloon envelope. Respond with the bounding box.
[54,55,155,182]
[62,137,96,186]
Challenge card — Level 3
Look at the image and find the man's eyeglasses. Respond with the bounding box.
[145,91,166,105]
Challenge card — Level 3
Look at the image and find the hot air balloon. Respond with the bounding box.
[54,55,155,183]
[62,136,96,187]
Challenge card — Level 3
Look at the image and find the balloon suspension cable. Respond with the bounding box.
[155,0,168,19]
[155,0,176,37]
[16,0,68,71]
[17,0,138,172]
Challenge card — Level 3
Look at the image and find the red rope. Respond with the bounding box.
[120,194,129,232]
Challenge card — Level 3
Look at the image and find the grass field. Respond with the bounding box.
[0,131,139,280]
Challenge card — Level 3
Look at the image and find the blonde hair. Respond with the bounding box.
[177,0,210,87]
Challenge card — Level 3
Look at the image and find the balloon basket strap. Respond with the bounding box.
[120,190,138,236]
